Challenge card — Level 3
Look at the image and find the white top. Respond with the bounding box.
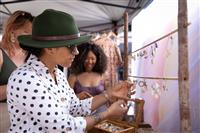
[7,54,92,133]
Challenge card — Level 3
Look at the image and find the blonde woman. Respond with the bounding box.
[0,10,34,133]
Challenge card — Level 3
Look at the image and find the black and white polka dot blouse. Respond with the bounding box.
[7,54,92,133]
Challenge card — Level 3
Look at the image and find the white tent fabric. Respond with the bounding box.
[0,0,153,34]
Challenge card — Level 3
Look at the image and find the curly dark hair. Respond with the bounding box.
[69,42,107,75]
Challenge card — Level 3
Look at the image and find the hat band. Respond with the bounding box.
[33,33,80,41]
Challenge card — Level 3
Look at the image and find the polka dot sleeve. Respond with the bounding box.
[58,69,93,117]
[7,67,88,133]
[68,89,93,117]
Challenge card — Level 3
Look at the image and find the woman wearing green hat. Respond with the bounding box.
[7,9,135,133]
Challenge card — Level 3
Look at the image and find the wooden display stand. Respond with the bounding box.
[133,98,145,128]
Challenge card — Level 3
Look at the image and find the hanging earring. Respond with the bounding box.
[10,33,16,43]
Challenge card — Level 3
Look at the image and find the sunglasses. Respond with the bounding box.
[66,45,78,54]
[15,12,34,23]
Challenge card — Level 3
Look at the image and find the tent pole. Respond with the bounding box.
[123,12,128,80]
[178,0,191,132]
[0,0,35,5]
[2,4,11,14]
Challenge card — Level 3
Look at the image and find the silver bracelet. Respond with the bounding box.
[103,91,109,101]
[93,113,101,123]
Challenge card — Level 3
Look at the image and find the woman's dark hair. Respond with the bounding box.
[20,44,43,61]
[70,42,107,75]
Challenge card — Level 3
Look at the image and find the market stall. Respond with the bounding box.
[1,0,195,133]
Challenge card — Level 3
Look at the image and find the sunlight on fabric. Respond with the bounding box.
[131,0,178,51]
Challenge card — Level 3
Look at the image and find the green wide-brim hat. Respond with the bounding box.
[18,9,91,48]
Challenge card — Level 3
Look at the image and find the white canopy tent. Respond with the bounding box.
[0,0,153,34]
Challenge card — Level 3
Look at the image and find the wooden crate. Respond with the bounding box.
[88,98,145,133]
[90,120,135,133]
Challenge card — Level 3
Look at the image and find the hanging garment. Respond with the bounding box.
[93,33,122,87]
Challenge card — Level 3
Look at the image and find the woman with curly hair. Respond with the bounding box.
[68,42,108,112]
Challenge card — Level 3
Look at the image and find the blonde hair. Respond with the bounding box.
[1,10,33,56]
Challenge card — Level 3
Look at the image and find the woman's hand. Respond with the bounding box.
[106,100,128,119]
[107,81,135,101]
[77,91,93,100]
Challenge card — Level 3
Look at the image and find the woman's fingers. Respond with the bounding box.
[78,91,93,99]
[121,81,135,91]
[117,100,128,113]
[128,91,136,95]
[84,92,93,97]
[115,95,135,102]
